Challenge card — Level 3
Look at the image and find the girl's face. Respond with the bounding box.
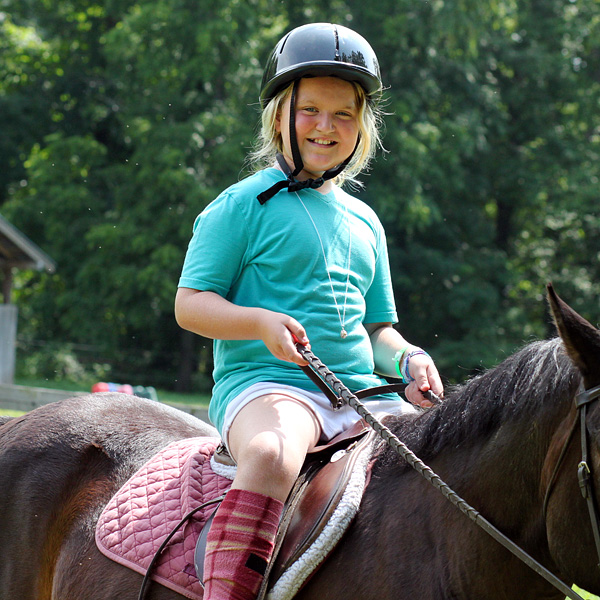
[276,76,360,186]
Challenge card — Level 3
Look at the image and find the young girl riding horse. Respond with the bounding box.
[175,22,444,600]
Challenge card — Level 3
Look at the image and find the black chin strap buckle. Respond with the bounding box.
[256,153,325,204]
[288,176,325,192]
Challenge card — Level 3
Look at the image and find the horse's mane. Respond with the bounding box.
[377,337,581,468]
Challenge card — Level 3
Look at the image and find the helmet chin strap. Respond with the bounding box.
[257,80,358,205]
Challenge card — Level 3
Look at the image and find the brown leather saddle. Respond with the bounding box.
[194,419,376,593]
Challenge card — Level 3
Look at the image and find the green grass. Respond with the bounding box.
[150,388,210,407]
[13,376,211,407]
[0,409,26,417]
[574,587,600,599]
[14,376,89,392]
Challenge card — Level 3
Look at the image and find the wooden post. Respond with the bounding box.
[1,266,12,304]
[0,303,18,384]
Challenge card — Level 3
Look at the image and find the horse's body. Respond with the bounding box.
[1,288,600,599]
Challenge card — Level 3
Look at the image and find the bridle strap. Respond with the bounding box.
[543,385,600,509]
[294,342,585,600]
[576,383,600,408]
[577,384,600,569]
[543,383,600,571]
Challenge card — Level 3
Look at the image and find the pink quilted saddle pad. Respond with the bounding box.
[95,437,233,600]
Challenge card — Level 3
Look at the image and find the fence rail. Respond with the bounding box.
[0,383,209,421]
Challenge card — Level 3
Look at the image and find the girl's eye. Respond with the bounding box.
[298,107,355,118]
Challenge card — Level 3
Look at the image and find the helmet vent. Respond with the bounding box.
[278,32,291,55]
[333,25,340,60]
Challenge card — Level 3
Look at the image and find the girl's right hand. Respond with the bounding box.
[257,310,310,366]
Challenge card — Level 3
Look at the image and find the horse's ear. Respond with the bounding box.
[547,283,600,386]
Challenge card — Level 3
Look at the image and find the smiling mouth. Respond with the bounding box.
[309,138,336,146]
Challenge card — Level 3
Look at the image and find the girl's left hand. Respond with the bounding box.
[404,353,444,408]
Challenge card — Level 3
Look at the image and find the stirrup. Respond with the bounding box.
[194,507,219,587]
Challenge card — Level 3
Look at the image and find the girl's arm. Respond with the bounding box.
[367,322,444,406]
[175,288,309,365]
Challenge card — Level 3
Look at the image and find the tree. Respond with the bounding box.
[349,0,600,379]
[2,0,599,391]
[3,0,281,388]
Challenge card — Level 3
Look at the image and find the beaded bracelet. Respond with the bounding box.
[400,349,431,383]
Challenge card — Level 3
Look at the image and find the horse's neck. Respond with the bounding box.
[352,452,564,600]
[446,404,573,524]
[357,416,568,599]
[390,398,572,544]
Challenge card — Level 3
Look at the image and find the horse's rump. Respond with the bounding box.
[0,393,215,600]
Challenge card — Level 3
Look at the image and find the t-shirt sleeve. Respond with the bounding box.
[363,221,398,324]
[178,192,249,297]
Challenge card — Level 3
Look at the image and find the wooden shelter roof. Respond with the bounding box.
[0,214,56,273]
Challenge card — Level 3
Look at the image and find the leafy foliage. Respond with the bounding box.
[1,0,599,391]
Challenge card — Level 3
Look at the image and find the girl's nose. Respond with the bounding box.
[315,113,334,132]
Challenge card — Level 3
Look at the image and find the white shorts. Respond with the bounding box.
[221,381,417,452]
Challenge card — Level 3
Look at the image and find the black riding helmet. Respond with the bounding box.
[257,23,382,204]
[260,22,382,107]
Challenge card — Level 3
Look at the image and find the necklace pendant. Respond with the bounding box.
[340,328,348,339]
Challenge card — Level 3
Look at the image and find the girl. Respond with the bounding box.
[175,23,443,600]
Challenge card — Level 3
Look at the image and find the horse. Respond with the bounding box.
[0,285,599,600]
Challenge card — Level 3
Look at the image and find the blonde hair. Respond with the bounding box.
[248,79,384,188]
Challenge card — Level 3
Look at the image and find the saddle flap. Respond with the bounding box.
[267,424,376,588]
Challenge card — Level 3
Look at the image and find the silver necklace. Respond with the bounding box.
[295,192,352,338]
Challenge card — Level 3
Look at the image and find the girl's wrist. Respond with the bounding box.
[394,347,430,383]
[393,347,410,379]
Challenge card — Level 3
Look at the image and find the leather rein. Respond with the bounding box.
[295,342,592,600]
[543,383,600,569]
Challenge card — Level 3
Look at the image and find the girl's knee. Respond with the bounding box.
[234,437,302,498]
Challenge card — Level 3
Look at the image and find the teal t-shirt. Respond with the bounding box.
[178,168,398,433]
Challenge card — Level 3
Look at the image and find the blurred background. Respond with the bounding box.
[1,0,599,397]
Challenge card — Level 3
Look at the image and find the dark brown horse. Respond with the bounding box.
[1,286,600,600]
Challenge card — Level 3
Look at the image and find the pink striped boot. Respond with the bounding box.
[202,488,284,600]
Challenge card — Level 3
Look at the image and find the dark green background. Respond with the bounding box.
[2,0,599,392]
